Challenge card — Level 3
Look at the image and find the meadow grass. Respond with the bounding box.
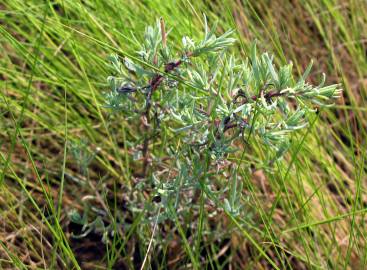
[0,0,366,269]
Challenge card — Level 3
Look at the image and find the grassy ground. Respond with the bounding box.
[0,0,366,269]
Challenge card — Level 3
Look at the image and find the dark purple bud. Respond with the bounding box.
[117,85,137,93]
[223,116,231,125]
[164,60,182,72]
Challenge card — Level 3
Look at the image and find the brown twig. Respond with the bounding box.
[160,18,166,49]
[232,83,284,105]
[141,56,190,177]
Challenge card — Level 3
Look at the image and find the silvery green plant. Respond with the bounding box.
[105,17,341,219]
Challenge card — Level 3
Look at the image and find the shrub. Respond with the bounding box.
[104,17,341,221]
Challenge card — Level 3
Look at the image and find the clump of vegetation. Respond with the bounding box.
[104,17,341,221]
